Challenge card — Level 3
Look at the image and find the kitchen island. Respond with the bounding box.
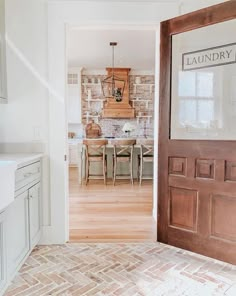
[68,138,154,184]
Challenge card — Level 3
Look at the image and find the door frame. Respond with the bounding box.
[158,1,236,243]
[66,24,160,240]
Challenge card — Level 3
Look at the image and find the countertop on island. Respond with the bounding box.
[0,153,43,168]
[68,137,154,145]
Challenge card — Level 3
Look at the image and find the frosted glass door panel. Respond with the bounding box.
[171,19,236,140]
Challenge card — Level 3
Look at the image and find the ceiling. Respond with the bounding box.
[67,29,156,71]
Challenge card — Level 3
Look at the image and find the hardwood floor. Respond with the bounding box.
[69,167,156,242]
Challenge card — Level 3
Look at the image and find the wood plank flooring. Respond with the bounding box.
[69,167,156,242]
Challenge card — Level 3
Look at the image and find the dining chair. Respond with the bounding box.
[112,139,136,185]
[138,139,154,185]
[83,139,108,185]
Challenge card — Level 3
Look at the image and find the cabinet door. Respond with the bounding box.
[29,182,41,248]
[6,191,30,278]
[0,211,6,292]
[0,0,7,102]
[69,144,78,166]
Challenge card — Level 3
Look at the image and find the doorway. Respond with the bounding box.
[66,27,158,242]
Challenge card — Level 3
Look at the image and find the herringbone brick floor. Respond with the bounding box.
[4,243,236,296]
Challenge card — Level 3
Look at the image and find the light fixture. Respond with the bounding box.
[101,42,125,102]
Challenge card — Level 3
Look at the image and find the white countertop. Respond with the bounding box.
[0,153,43,168]
[0,160,17,212]
[68,137,154,144]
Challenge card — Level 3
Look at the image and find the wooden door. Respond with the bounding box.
[158,1,236,264]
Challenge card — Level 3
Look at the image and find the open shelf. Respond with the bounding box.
[133,83,155,86]
[82,114,100,124]
[136,115,152,124]
[85,99,105,102]
[82,83,101,86]
[131,99,151,109]
[133,83,154,94]
[85,98,105,108]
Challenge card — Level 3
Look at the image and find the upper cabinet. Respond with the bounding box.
[67,71,82,124]
[0,0,7,103]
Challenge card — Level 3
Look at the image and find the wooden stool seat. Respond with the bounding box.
[83,139,108,185]
[138,139,154,185]
[112,139,136,185]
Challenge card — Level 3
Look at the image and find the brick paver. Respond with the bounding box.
[4,243,236,296]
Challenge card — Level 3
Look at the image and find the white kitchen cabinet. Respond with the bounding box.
[0,211,6,292]
[0,156,42,295]
[29,182,41,248]
[5,160,41,284]
[67,71,82,124]
[69,143,78,166]
[6,190,30,278]
[0,0,7,103]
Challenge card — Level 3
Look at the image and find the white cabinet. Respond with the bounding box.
[6,191,30,278]
[0,211,6,292]
[67,71,82,124]
[0,0,7,103]
[29,182,41,248]
[5,161,41,285]
[69,143,78,166]
[0,158,42,295]
[67,84,81,124]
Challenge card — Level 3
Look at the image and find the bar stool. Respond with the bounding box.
[112,139,136,185]
[83,139,108,185]
[138,139,154,185]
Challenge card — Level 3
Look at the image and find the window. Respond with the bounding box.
[178,71,214,128]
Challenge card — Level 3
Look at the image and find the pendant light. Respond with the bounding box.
[101,42,125,102]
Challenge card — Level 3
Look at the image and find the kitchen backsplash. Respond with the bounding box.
[99,118,153,138]
[69,74,154,138]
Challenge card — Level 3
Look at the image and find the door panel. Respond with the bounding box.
[29,182,41,248]
[158,1,236,264]
[6,191,30,277]
[169,187,198,232]
[0,212,6,291]
[211,194,236,242]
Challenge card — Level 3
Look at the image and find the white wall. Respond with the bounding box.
[0,0,51,229]
[0,0,49,144]
[179,0,230,14]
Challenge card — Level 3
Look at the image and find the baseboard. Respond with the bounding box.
[39,226,67,245]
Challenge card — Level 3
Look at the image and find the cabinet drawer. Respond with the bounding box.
[15,162,41,191]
